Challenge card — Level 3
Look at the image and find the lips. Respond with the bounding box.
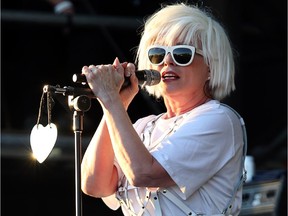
[162,71,180,80]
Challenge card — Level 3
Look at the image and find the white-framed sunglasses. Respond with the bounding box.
[147,45,203,66]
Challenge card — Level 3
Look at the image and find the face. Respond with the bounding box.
[148,44,210,100]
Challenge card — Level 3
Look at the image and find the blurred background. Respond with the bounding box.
[1,0,287,215]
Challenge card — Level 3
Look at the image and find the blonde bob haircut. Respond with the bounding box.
[135,3,236,101]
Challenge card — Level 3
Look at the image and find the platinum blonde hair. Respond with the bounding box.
[135,3,236,101]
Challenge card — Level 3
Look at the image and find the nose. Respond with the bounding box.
[163,52,176,65]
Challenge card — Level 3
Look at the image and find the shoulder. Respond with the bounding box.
[186,100,243,126]
[178,100,244,140]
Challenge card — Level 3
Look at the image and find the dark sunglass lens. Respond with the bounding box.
[173,48,192,64]
[148,48,166,64]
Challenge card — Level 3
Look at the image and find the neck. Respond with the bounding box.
[163,96,210,119]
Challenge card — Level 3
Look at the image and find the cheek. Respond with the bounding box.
[154,65,163,72]
[200,68,210,81]
[184,68,209,90]
[149,64,162,73]
[192,58,210,80]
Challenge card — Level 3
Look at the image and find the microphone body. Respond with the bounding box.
[73,69,161,87]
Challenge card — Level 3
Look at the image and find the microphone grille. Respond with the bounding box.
[142,69,161,86]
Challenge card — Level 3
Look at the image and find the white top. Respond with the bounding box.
[103,100,244,215]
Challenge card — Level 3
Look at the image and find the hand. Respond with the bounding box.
[115,61,139,109]
[81,58,138,109]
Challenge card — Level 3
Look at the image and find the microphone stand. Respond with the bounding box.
[69,95,91,216]
[41,71,160,215]
[44,85,92,216]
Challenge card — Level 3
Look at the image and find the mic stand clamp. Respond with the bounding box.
[68,95,91,216]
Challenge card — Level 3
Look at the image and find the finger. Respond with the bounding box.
[126,63,136,77]
[81,66,90,74]
[88,65,98,73]
[121,62,128,69]
[126,63,138,87]
[113,57,121,69]
[112,58,125,79]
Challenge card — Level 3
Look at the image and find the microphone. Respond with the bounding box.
[72,69,161,88]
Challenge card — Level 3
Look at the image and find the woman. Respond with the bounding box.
[81,3,246,216]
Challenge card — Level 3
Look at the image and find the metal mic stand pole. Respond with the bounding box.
[69,95,91,216]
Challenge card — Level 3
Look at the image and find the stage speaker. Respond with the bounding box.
[239,177,284,216]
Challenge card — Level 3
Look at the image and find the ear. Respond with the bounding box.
[207,67,211,80]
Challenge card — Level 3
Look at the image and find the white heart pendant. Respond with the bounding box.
[30,123,58,163]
